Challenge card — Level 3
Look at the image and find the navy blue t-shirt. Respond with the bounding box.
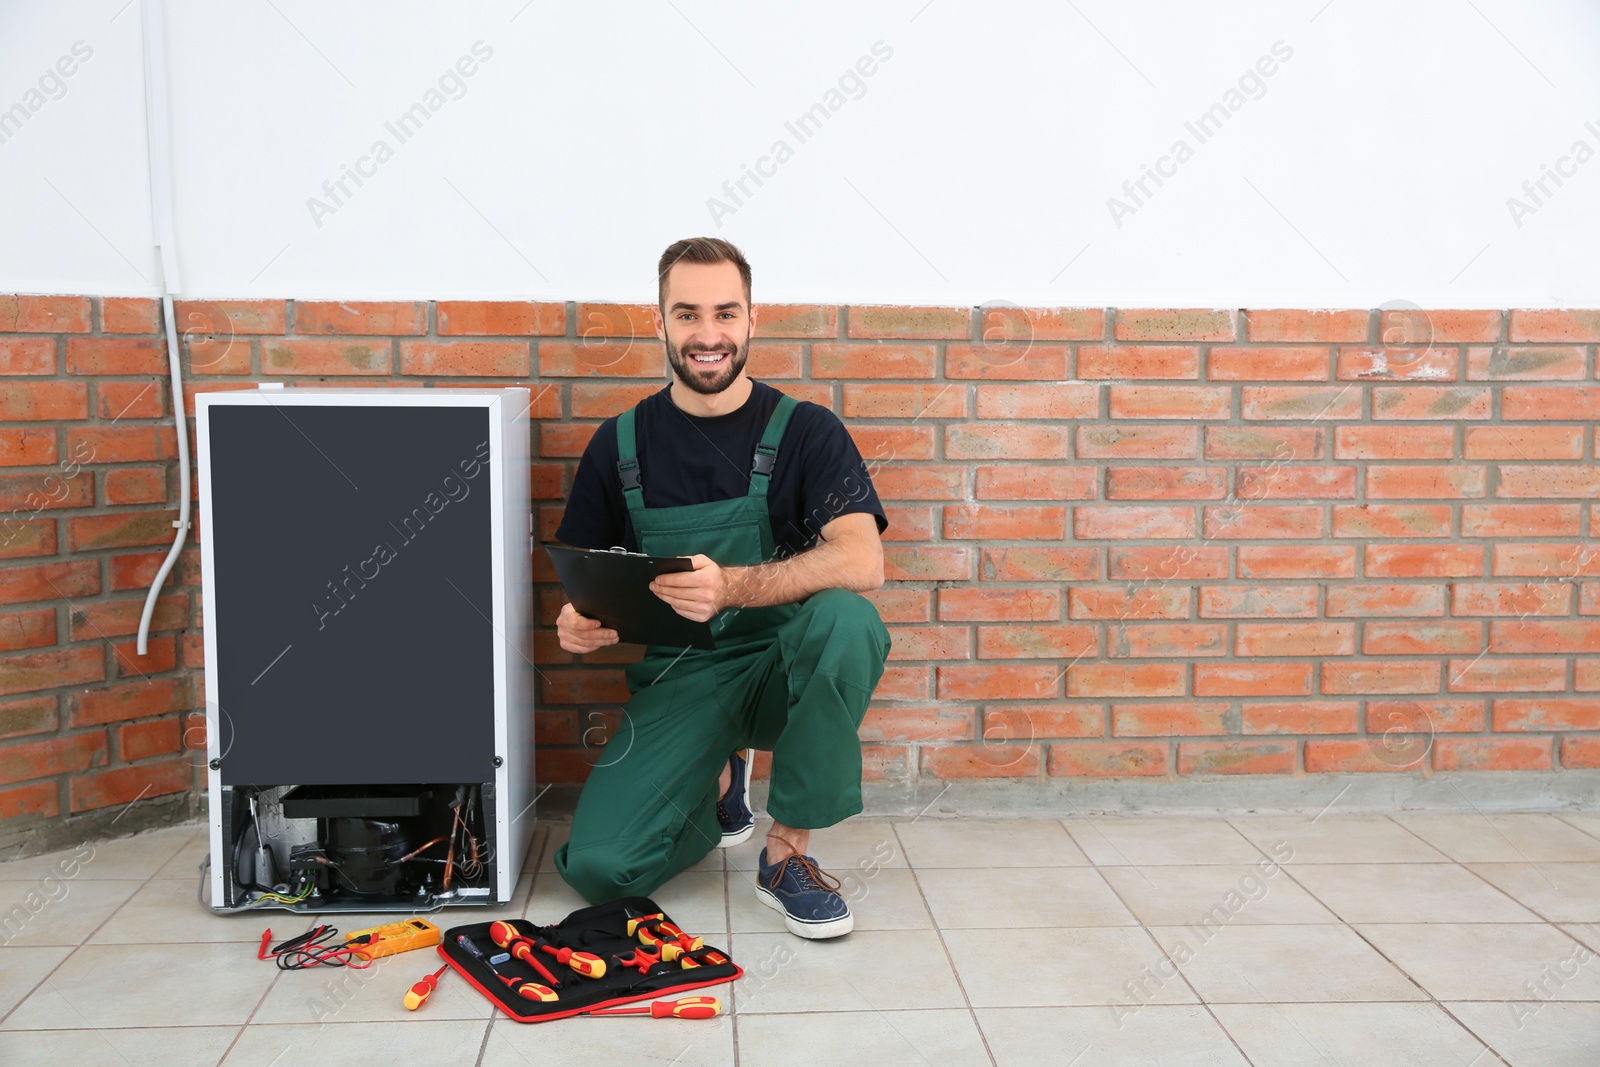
[555,380,886,560]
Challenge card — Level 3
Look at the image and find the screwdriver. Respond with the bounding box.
[491,920,607,979]
[488,920,526,947]
[497,931,564,988]
[489,921,582,986]
[538,938,607,978]
[456,933,558,1002]
[403,964,448,1010]
[588,996,721,1019]
[498,973,559,1002]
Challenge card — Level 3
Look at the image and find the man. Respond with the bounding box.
[552,237,891,939]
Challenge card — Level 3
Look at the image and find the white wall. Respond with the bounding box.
[1,0,1597,307]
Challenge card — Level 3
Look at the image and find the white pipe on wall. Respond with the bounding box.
[136,0,191,655]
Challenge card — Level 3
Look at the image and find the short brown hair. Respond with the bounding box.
[657,237,752,310]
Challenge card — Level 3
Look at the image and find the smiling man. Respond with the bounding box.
[551,237,891,939]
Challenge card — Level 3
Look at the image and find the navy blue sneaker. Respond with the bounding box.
[756,848,853,939]
[715,749,755,849]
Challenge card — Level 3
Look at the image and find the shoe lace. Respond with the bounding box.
[765,854,841,894]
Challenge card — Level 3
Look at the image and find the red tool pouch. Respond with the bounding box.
[438,895,740,1022]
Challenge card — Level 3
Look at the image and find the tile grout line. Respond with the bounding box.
[215,937,294,1067]
[1552,812,1600,844]
[96,828,219,1067]
[730,819,954,1064]
[646,997,1587,1011]
[727,917,1600,932]
[474,1013,499,1067]
[226,816,504,1067]
[1382,811,1593,926]
[222,824,550,1059]
[0,825,200,1036]
[890,820,1000,1067]
[1072,816,1262,1067]
[516,820,554,922]
[3,1022,269,1030]
[488,820,556,1067]
[726,840,740,1067]
[1138,814,1558,1062]
[1266,813,1508,1063]
[1058,812,1169,894]
[1377,812,1586,1064]
[847,856,1553,867]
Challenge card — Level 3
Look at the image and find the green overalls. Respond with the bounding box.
[554,393,891,904]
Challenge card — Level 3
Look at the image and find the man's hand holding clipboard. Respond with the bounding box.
[546,545,717,651]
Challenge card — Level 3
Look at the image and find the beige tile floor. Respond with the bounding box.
[3,812,1600,1065]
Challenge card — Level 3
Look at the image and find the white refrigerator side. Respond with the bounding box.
[195,395,226,908]
[493,389,537,901]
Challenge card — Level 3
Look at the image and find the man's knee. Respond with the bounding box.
[555,838,652,904]
[554,841,616,904]
[800,588,889,649]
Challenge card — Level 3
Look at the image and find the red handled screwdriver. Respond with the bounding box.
[588,996,721,1019]
[492,920,607,979]
[457,933,557,1002]
[498,973,559,1002]
[403,964,449,1010]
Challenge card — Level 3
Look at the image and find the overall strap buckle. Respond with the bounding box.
[746,393,797,499]
[617,458,642,492]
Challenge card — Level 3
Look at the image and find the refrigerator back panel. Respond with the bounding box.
[208,404,496,785]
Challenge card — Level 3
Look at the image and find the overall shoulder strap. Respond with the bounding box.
[615,407,644,508]
[747,393,799,499]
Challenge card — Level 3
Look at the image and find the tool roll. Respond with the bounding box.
[439,895,741,1022]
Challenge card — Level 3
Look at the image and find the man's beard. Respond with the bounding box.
[666,333,750,396]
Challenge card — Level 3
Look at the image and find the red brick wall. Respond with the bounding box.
[3,296,1598,831]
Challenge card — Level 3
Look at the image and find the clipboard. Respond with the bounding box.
[544,545,716,650]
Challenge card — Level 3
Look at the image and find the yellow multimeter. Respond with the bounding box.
[344,917,442,959]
